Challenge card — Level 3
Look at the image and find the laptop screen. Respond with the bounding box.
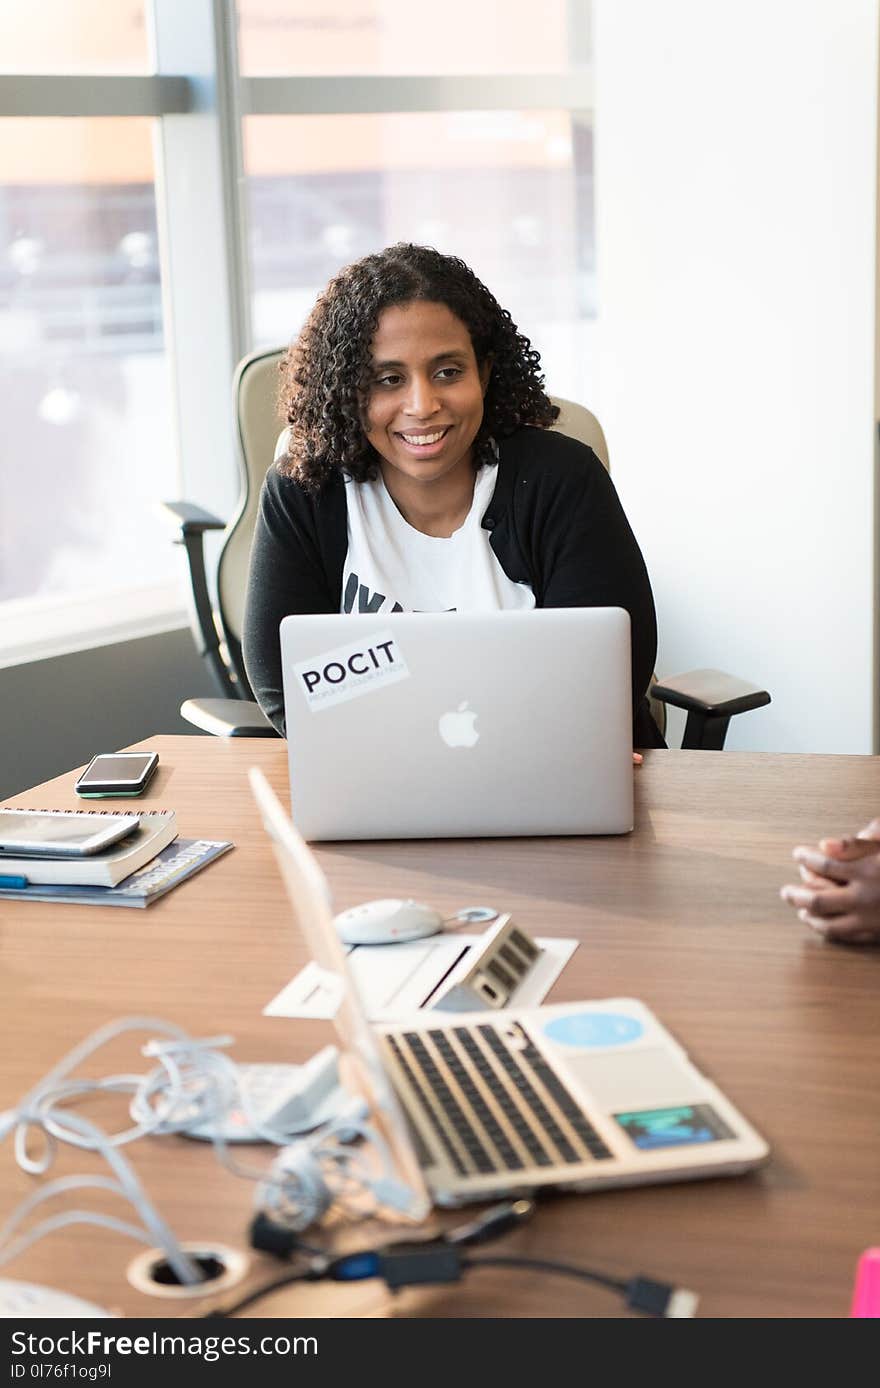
[279,608,634,841]
[249,766,431,1221]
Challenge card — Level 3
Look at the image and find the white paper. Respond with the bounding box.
[263,935,578,1022]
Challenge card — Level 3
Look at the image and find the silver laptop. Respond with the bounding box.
[250,768,769,1214]
[280,608,634,841]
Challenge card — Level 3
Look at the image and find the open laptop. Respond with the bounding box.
[279,608,634,841]
[250,768,769,1214]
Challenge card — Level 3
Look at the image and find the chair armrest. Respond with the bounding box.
[159,500,234,698]
[650,669,771,750]
[180,698,279,738]
[158,500,226,537]
[651,669,770,718]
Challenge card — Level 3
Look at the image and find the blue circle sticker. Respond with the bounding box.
[542,1012,644,1048]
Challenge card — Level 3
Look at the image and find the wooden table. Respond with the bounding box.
[1,737,879,1319]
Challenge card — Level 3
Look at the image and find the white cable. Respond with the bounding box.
[141,1046,422,1227]
[14,1027,242,1166]
[19,1016,189,1105]
[0,1169,198,1286]
[258,1142,336,1231]
[18,1076,148,1170]
[6,1105,201,1286]
[4,1019,209,1285]
[125,1034,409,1228]
[131,1041,239,1136]
[254,1107,419,1231]
[12,1016,193,1169]
[0,1213,160,1273]
[133,1036,353,1148]
[2,1015,420,1272]
[0,1174,146,1270]
[1,1174,131,1233]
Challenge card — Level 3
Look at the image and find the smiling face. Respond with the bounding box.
[362,299,491,493]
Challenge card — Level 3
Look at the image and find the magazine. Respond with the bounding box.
[0,838,232,908]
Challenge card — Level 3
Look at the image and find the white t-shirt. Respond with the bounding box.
[341,463,536,614]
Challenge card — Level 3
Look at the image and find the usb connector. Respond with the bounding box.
[625,1276,699,1317]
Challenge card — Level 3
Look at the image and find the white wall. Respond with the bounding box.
[594,0,879,751]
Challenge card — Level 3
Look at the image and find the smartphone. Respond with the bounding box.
[75,752,159,799]
[0,810,140,858]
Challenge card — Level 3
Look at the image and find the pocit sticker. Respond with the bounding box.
[294,630,410,712]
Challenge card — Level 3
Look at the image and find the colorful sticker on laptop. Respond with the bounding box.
[293,630,410,712]
[614,1104,736,1150]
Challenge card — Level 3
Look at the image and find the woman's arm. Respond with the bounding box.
[530,441,659,716]
[242,468,340,734]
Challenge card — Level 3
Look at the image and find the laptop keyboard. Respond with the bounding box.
[384,1020,613,1178]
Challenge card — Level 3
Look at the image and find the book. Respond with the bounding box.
[0,837,232,908]
[0,808,177,886]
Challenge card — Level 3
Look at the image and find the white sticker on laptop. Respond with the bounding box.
[293,630,410,712]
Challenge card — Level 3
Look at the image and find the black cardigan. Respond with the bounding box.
[243,427,664,746]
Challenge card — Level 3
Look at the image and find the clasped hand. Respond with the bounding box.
[780,818,880,945]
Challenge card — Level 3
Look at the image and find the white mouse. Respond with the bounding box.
[0,1278,114,1318]
[333,898,445,946]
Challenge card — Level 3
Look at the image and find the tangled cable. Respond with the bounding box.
[0,1016,422,1282]
[256,1109,417,1232]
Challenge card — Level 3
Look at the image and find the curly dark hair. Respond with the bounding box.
[277,243,558,490]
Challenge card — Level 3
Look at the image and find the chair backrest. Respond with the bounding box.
[218,347,285,646]
[548,396,609,468]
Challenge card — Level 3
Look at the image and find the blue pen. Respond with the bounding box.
[0,875,28,889]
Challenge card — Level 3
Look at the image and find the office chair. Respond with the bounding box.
[162,348,770,747]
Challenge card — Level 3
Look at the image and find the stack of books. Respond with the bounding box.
[0,809,232,908]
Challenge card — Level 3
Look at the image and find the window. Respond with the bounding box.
[0,119,174,607]
[0,0,152,75]
[238,0,595,404]
[236,0,583,76]
[0,0,593,664]
[244,109,595,400]
[0,8,182,664]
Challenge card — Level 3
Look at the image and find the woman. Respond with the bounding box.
[243,243,663,748]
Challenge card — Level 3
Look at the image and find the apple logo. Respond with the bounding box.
[438,701,479,749]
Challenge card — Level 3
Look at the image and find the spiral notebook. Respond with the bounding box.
[0,807,177,886]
